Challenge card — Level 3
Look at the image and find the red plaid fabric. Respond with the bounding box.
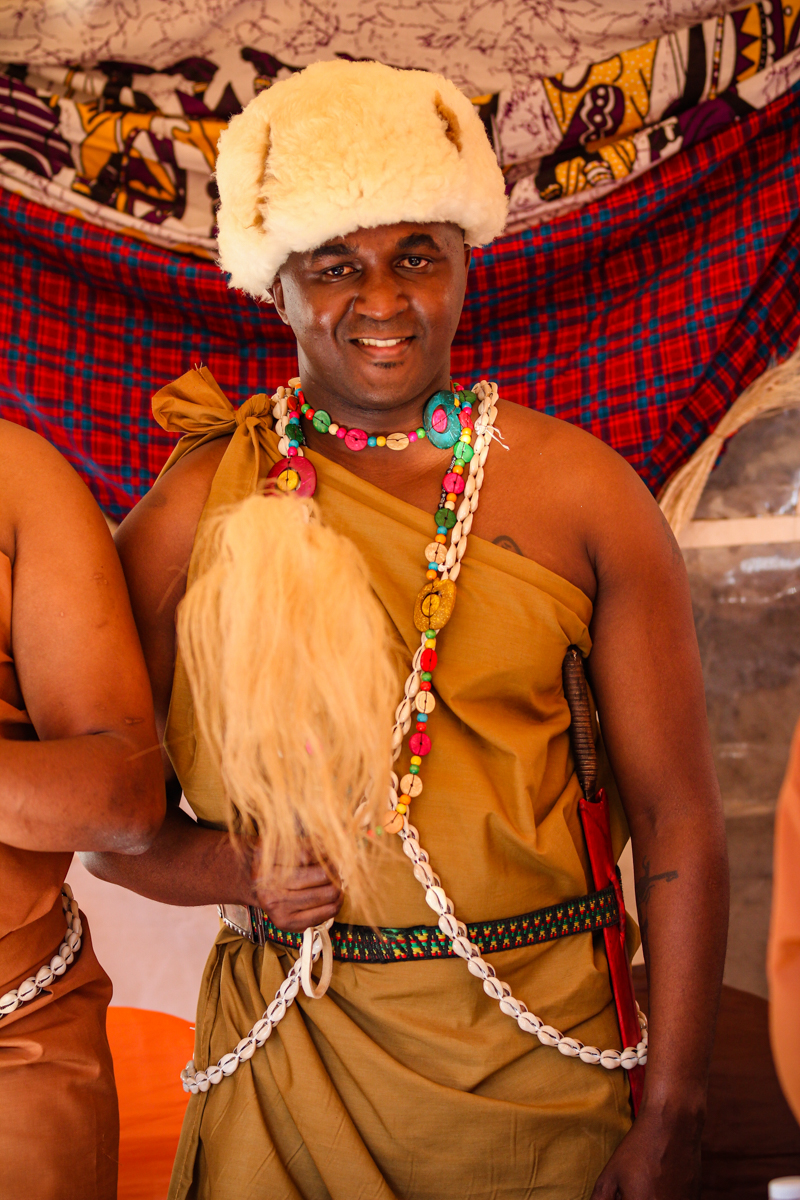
[0,84,798,519]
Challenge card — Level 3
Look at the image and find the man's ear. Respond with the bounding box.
[463,244,472,272]
[270,274,291,326]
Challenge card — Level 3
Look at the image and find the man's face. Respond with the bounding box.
[271,222,470,413]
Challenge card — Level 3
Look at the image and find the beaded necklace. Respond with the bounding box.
[181,379,648,1096]
[277,376,474,456]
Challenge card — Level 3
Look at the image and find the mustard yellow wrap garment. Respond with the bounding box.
[155,369,634,1200]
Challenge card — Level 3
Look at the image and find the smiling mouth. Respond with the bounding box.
[353,336,412,347]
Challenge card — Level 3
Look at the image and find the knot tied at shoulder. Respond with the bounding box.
[151,366,275,484]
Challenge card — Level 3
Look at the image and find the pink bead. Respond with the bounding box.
[266,456,318,498]
[287,446,298,457]
[336,427,347,439]
[431,406,448,434]
[344,428,368,452]
[409,732,431,756]
[408,431,418,442]
[442,471,465,494]
[459,408,474,428]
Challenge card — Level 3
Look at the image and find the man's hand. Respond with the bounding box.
[254,841,344,932]
[590,1104,703,1199]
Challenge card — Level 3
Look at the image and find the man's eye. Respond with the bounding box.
[324,264,355,278]
[399,256,427,268]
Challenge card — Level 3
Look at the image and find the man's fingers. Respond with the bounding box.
[283,883,342,912]
[257,882,343,914]
[284,864,335,890]
[266,898,343,933]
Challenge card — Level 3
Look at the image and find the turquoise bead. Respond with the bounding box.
[422,390,461,449]
[417,713,428,723]
[368,436,377,447]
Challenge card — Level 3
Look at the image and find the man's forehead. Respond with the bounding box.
[309,224,462,259]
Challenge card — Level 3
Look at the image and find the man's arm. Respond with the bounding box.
[82,437,342,930]
[0,421,164,853]
[583,449,728,1199]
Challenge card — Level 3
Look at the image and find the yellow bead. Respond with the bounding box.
[425,638,436,649]
[376,436,387,447]
[396,802,408,815]
[275,468,300,493]
[410,755,422,766]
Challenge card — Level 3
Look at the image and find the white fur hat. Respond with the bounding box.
[215,59,508,300]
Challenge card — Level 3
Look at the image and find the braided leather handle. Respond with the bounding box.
[562,646,597,802]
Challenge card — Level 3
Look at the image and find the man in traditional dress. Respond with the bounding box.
[0,419,165,1199]
[86,60,729,1199]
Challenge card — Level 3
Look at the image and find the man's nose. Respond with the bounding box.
[352,267,409,323]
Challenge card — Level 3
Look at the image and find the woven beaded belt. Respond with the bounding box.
[220,884,619,962]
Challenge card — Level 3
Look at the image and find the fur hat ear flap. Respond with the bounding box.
[215,93,274,298]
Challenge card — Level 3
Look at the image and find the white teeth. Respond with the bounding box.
[356,337,407,346]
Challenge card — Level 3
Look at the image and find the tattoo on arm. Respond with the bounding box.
[635,856,679,907]
[634,857,679,967]
[493,534,524,556]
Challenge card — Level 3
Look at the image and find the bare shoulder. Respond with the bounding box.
[116,435,231,572]
[0,418,89,494]
[496,399,638,488]
[0,419,109,560]
[480,400,678,599]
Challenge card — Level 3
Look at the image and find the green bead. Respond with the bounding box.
[409,765,420,774]
[425,629,437,639]
[417,428,426,439]
[461,390,478,407]
[312,409,331,433]
[453,441,474,462]
[434,507,456,529]
[421,671,432,681]
[285,422,303,442]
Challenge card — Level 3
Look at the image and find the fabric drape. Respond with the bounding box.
[156,369,636,1200]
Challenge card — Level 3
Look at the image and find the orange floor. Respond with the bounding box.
[107,1008,195,1200]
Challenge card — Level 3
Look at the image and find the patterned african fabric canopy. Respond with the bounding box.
[0,80,797,521]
